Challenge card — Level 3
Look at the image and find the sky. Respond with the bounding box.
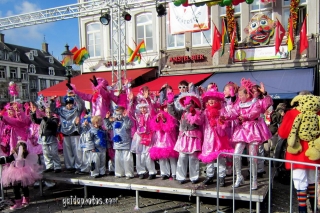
[0,0,80,61]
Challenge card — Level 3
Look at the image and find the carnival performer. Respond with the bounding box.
[105,106,134,179]
[167,92,203,184]
[0,140,42,210]
[278,95,320,213]
[221,78,267,190]
[86,115,109,178]
[199,86,234,186]
[129,89,157,180]
[252,83,273,178]
[223,81,239,175]
[50,91,84,172]
[30,102,62,173]
[77,115,92,174]
[149,101,179,180]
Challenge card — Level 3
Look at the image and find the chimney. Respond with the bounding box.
[42,42,48,53]
[0,34,4,43]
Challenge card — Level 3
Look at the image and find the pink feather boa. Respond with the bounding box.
[198,149,234,163]
[149,147,179,160]
[185,109,201,125]
[8,83,18,97]
[150,112,176,132]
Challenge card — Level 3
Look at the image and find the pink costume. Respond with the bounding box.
[223,99,269,144]
[1,145,42,187]
[199,107,234,163]
[149,111,179,160]
[1,108,30,153]
[256,95,273,141]
[73,78,113,118]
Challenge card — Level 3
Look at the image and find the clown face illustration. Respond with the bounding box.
[244,13,276,45]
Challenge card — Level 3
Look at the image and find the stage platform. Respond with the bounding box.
[41,170,272,212]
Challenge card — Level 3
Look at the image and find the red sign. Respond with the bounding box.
[169,54,205,64]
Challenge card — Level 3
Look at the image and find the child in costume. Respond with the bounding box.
[278,95,320,213]
[30,103,62,173]
[86,115,109,178]
[199,86,234,186]
[129,91,157,180]
[149,101,179,180]
[167,92,203,184]
[77,115,92,174]
[50,92,84,172]
[105,106,134,179]
[0,140,42,210]
[221,78,267,190]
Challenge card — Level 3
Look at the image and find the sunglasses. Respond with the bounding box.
[178,86,187,89]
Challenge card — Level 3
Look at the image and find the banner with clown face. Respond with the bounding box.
[244,13,276,45]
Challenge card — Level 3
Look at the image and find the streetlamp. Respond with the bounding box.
[61,44,74,83]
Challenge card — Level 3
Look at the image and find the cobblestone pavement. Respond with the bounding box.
[0,177,306,213]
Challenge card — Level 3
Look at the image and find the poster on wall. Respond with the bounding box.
[234,45,289,62]
[169,3,209,35]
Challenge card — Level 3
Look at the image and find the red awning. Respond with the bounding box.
[39,68,154,97]
[132,73,212,94]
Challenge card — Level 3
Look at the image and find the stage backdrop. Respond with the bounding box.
[169,3,209,35]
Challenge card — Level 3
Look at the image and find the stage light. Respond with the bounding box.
[100,12,111,25]
[156,4,166,17]
[122,11,131,21]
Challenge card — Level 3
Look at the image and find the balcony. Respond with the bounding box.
[7,77,22,82]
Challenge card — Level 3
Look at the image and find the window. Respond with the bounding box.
[48,67,55,75]
[136,13,153,51]
[250,2,272,19]
[21,71,27,81]
[13,49,20,62]
[31,92,37,101]
[0,89,8,99]
[3,49,8,60]
[49,56,54,64]
[50,80,56,86]
[10,69,16,78]
[28,52,34,60]
[31,50,38,56]
[86,23,101,57]
[21,84,28,99]
[30,80,37,89]
[282,0,307,36]
[29,64,36,74]
[40,79,47,90]
[166,19,185,48]
[220,5,242,42]
[0,67,5,79]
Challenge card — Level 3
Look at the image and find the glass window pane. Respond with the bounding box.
[234,4,240,13]
[283,0,290,6]
[87,23,99,31]
[300,0,306,4]
[146,38,153,51]
[192,32,202,45]
[283,8,290,31]
[176,34,184,46]
[220,7,226,15]
[146,24,152,37]
[137,26,144,39]
[137,14,152,24]
[95,45,101,56]
[251,2,271,10]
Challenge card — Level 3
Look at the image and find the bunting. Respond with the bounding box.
[299,16,308,54]
[221,18,228,57]
[287,17,294,52]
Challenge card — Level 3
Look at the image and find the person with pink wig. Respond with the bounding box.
[149,101,179,180]
[199,85,234,186]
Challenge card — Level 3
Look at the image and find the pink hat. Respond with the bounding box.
[202,87,225,103]
[178,93,202,109]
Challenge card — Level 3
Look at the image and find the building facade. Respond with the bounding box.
[0,33,66,105]
[78,0,319,96]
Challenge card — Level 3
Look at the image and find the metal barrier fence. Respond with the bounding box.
[217,152,320,213]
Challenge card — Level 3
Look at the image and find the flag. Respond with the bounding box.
[229,27,236,58]
[70,46,78,54]
[221,18,228,56]
[127,45,141,63]
[287,17,294,52]
[73,47,90,65]
[299,16,308,54]
[275,18,286,54]
[127,40,146,63]
[212,23,221,57]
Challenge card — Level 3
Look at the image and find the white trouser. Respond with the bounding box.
[293,169,316,190]
[63,136,82,169]
[176,152,199,181]
[90,151,106,177]
[114,150,134,177]
[206,157,226,178]
[108,159,115,172]
[257,144,265,173]
[42,142,61,170]
[159,158,177,177]
[80,151,91,173]
[235,142,258,180]
[136,152,156,175]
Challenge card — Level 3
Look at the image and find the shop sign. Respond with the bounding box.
[169,54,205,64]
[234,45,288,62]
